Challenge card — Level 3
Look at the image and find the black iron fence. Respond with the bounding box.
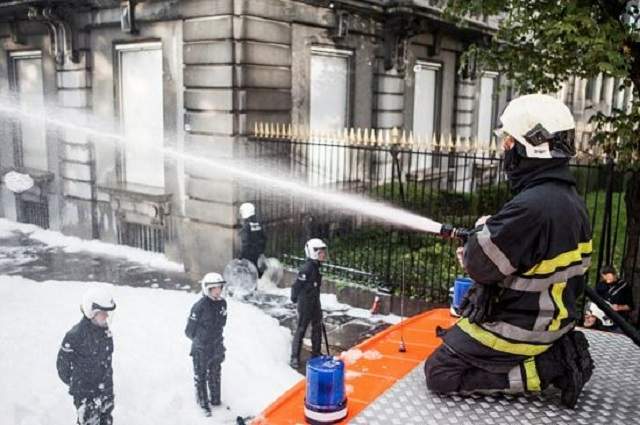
[245,127,637,315]
[18,198,50,229]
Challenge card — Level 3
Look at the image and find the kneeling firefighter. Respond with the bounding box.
[425,94,594,408]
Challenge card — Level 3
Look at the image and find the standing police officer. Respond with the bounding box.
[425,94,594,408]
[185,273,228,416]
[57,287,116,425]
[290,238,327,369]
[238,202,267,277]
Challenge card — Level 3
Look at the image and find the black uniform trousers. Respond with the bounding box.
[192,349,222,406]
[73,394,114,425]
[291,301,323,360]
[424,344,515,394]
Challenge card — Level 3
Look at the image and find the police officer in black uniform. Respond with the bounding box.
[57,287,116,425]
[290,238,327,369]
[425,94,594,408]
[239,202,267,277]
[185,273,228,416]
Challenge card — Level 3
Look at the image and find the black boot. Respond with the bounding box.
[195,380,211,416]
[537,330,594,408]
[208,363,222,407]
[289,356,300,369]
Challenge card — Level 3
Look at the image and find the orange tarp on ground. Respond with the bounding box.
[253,308,457,425]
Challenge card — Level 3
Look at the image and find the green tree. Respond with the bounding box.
[445,1,640,305]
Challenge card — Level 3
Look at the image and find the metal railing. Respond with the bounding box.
[18,199,50,229]
[118,221,166,253]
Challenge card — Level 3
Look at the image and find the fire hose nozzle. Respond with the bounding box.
[440,224,472,244]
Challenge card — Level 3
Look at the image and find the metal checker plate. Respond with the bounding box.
[351,330,640,425]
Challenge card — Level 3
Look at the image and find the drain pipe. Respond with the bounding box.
[27,6,78,65]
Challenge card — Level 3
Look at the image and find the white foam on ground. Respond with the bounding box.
[0,276,301,425]
[0,219,183,271]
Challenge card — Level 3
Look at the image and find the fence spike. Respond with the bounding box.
[368,128,376,145]
[356,128,363,145]
[362,128,370,145]
[383,129,390,146]
[391,127,400,145]
[277,123,284,139]
[447,134,454,151]
[286,123,292,139]
[256,122,263,138]
[253,122,259,137]
[349,128,356,145]
[374,129,382,145]
[400,129,407,146]
[408,131,415,146]
[490,138,498,154]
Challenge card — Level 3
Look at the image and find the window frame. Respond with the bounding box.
[475,71,499,144]
[113,41,164,187]
[8,50,45,170]
[309,46,354,131]
[412,60,443,143]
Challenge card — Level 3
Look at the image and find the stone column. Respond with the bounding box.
[181,0,292,276]
[56,42,96,239]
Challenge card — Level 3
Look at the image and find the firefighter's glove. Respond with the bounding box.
[459,284,496,324]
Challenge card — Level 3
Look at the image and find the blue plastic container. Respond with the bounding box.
[305,356,348,424]
[452,276,474,311]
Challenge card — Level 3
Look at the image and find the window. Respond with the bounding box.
[476,72,498,144]
[116,43,164,188]
[309,47,352,131]
[613,79,626,111]
[412,62,441,142]
[10,51,47,171]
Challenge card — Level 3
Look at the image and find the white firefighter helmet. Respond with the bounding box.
[201,272,226,295]
[304,238,327,261]
[239,202,256,219]
[81,287,116,320]
[495,94,576,159]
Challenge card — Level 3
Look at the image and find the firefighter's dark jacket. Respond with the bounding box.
[56,317,114,398]
[291,259,322,306]
[185,295,227,359]
[445,160,593,361]
[239,215,267,264]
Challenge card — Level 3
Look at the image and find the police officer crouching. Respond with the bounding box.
[425,94,594,408]
[290,238,327,369]
[185,273,228,416]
